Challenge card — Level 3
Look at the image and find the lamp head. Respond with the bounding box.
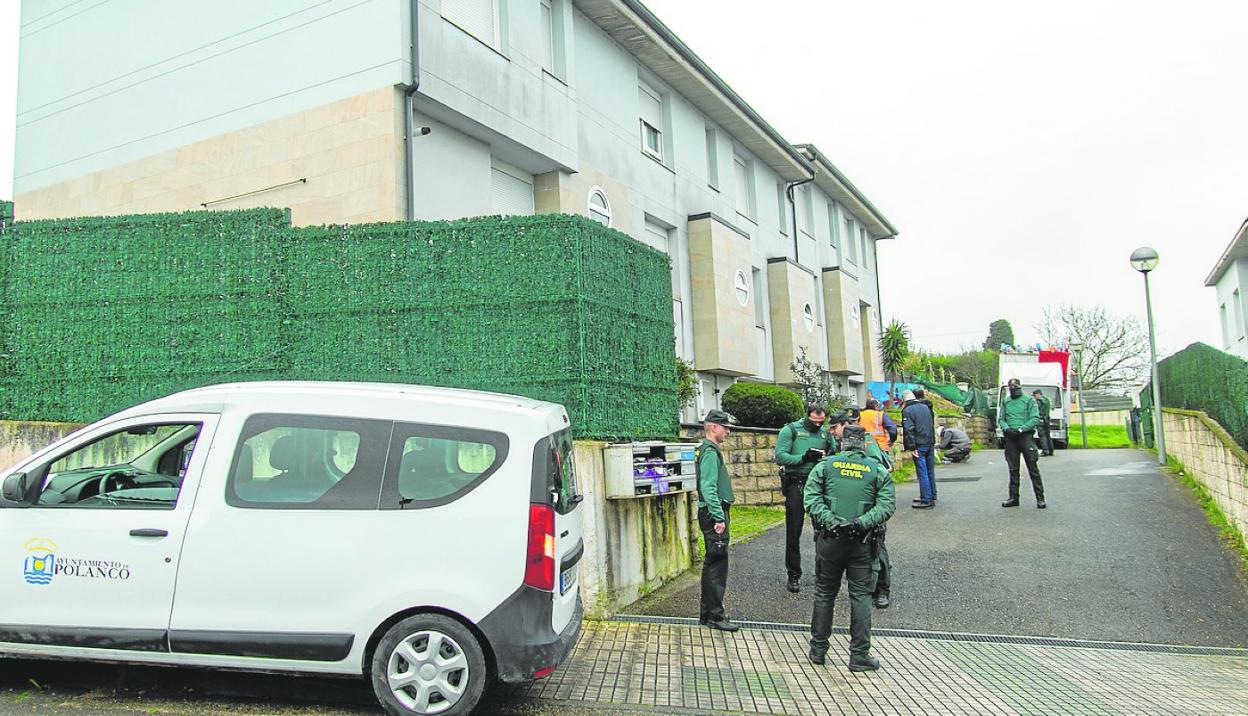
[1130,247,1159,273]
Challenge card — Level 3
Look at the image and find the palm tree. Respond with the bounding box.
[879,319,911,408]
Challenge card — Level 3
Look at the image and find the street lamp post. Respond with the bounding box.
[1069,341,1087,449]
[1130,247,1165,466]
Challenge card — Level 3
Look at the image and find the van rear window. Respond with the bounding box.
[379,422,509,510]
[531,429,580,515]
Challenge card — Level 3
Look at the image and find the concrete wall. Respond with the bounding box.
[1162,409,1248,547]
[572,441,692,617]
[15,0,407,195]
[766,258,820,385]
[1070,409,1132,427]
[689,214,757,376]
[0,420,84,473]
[16,87,405,226]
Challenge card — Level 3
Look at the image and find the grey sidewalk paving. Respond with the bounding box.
[507,619,1248,715]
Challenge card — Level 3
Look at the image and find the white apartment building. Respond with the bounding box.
[13,0,898,411]
[1208,219,1248,358]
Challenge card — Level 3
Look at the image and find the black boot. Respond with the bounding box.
[848,654,880,672]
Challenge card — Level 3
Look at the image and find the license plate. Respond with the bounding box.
[560,564,578,594]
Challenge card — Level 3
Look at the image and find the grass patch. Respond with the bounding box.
[891,458,916,483]
[695,505,785,561]
[1162,453,1248,571]
[1067,424,1132,449]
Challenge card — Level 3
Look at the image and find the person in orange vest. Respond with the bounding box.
[858,400,897,451]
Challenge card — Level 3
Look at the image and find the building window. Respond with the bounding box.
[777,183,788,236]
[802,188,814,236]
[540,0,555,72]
[733,153,755,220]
[752,268,766,327]
[844,217,858,264]
[850,303,861,329]
[795,186,813,236]
[1235,289,1246,340]
[588,187,611,227]
[490,160,534,216]
[860,226,869,268]
[803,304,815,333]
[442,0,500,48]
[639,82,664,161]
[705,127,719,189]
[1222,303,1231,346]
[734,269,750,307]
[827,203,839,250]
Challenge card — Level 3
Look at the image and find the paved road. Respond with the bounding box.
[631,448,1248,647]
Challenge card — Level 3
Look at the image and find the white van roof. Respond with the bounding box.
[111,381,566,422]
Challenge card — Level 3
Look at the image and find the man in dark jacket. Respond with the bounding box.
[774,404,834,593]
[902,389,937,508]
[937,426,972,463]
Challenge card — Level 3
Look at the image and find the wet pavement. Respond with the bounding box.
[630,448,1248,647]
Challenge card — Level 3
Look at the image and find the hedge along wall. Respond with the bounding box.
[1157,342,1248,451]
[0,209,677,438]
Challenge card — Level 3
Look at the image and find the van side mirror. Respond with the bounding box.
[2,473,29,503]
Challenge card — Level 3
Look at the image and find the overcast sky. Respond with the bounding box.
[2,1,1243,359]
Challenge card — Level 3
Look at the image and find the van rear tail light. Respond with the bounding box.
[524,504,556,591]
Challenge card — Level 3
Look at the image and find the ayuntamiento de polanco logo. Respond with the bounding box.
[23,538,132,586]
[23,538,56,585]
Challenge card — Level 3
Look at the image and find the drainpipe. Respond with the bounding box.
[784,171,815,264]
[404,1,421,220]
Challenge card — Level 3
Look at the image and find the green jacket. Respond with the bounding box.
[696,439,734,522]
[830,435,892,471]
[803,449,896,530]
[774,419,834,478]
[1036,395,1052,421]
[998,394,1040,431]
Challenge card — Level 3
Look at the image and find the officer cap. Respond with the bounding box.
[842,424,868,440]
[1032,389,1043,396]
[703,409,736,426]
[829,410,852,424]
[1007,378,1022,388]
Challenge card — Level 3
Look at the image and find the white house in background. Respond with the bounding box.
[13,0,898,412]
[1207,219,1248,358]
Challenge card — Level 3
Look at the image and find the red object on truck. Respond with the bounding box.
[1038,350,1070,388]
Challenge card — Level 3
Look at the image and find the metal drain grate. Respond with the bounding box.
[612,615,1248,657]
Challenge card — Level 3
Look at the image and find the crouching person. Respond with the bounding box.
[803,425,896,671]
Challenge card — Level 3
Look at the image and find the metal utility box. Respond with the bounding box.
[604,441,699,499]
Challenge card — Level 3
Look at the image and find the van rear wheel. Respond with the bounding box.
[371,614,486,716]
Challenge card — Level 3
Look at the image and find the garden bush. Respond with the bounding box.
[721,382,803,428]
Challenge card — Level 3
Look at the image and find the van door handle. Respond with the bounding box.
[129,528,168,537]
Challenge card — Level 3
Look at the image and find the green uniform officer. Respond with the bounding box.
[998,378,1045,508]
[774,405,834,593]
[696,409,740,632]
[829,411,894,610]
[1033,389,1054,456]
[803,424,896,671]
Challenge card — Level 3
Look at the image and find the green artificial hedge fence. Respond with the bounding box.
[1156,342,1248,451]
[0,208,677,439]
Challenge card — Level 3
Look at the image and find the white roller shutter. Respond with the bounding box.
[490,162,534,216]
[443,0,496,46]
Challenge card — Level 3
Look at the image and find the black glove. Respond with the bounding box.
[827,519,865,541]
[1004,428,1020,437]
[803,447,825,463]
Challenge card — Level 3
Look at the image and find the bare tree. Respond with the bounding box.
[1036,305,1149,391]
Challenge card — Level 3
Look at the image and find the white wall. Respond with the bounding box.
[1215,258,1248,358]
[15,0,407,193]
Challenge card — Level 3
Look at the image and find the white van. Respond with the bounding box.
[0,382,584,716]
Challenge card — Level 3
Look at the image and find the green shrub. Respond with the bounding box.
[721,382,803,428]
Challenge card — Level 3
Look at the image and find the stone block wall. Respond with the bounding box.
[680,426,783,506]
[0,420,82,472]
[1162,409,1248,545]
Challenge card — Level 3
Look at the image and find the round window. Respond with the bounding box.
[734,270,749,306]
[587,187,612,227]
[803,304,815,332]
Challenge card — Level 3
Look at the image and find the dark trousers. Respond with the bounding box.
[698,504,731,623]
[1037,424,1054,455]
[783,476,808,580]
[1003,431,1045,501]
[872,538,890,599]
[810,534,875,656]
[945,446,971,462]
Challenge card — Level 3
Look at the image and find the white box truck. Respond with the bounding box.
[995,355,1069,449]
